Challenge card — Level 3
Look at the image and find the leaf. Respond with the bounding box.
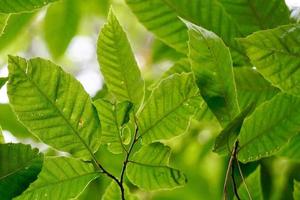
[125,0,188,54]
[102,181,137,200]
[127,143,186,191]
[213,103,256,155]
[15,157,99,200]
[238,93,300,163]
[138,73,201,144]
[278,133,300,161]
[97,9,144,107]
[188,23,239,126]
[240,24,300,96]
[234,67,280,110]
[0,0,58,14]
[160,58,191,80]
[0,13,35,52]
[294,180,300,200]
[0,143,43,200]
[0,77,7,89]
[7,56,101,159]
[94,99,133,154]
[0,126,3,143]
[236,166,263,200]
[44,0,80,59]
[164,0,290,65]
[0,14,9,36]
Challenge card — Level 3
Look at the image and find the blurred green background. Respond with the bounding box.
[0,0,300,199]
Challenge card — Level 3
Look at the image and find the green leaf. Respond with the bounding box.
[160,58,191,80]
[213,103,255,155]
[0,13,35,52]
[0,143,43,200]
[236,166,263,200]
[94,99,133,154]
[294,180,300,200]
[97,9,144,107]
[238,93,300,163]
[127,143,186,190]
[15,157,99,200]
[278,133,300,161]
[234,67,280,110]
[0,14,9,36]
[102,181,137,200]
[0,126,3,143]
[240,24,300,96]
[188,23,239,126]
[0,77,7,89]
[125,0,188,54]
[0,0,58,14]
[7,56,101,159]
[138,73,201,144]
[44,0,80,59]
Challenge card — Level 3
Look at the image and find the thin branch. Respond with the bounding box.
[231,161,241,200]
[119,119,140,200]
[236,157,253,200]
[222,147,235,200]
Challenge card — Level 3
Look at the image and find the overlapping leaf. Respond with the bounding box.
[234,67,279,109]
[238,93,300,163]
[188,23,239,126]
[44,0,80,59]
[0,0,57,13]
[15,157,99,200]
[127,143,186,190]
[0,77,7,88]
[236,166,263,200]
[0,14,8,36]
[240,24,300,96]
[0,143,43,200]
[138,73,201,144]
[94,99,133,154]
[294,180,300,199]
[278,133,300,161]
[125,0,188,54]
[7,56,101,159]
[102,181,137,200]
[97,9,144,107]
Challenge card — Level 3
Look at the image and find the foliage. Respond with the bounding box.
[0,0,300,200]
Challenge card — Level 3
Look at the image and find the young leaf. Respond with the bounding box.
[0,77,7,89]
[97,9,144,107]
[102,181,137,200]
[138,73,201,144]
[15,157,99,200]
[235,166,263,200]
[294,180,300,199]
[234,67,280,110]
[0,143,43,200]
[7,56,101,159]
[0,0,58,14]
[188,23,240,126]
[127,143,186,190]
[238,93,300,163]
[213,103,256,155]
[240,24,300,96]
[0,14,9,36]
[44,0,80,59]
[94,99,133,154]
[125,0,188,54]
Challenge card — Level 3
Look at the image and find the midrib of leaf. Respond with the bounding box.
[239,104,299,151]
[139,95,198,138]
[0,156,40,180]
[24,172,98,191]
[10,59,95,158]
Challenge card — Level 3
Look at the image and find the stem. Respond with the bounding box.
[231,161,241,200]
[236,156,253,200]
[119,122,139,200]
